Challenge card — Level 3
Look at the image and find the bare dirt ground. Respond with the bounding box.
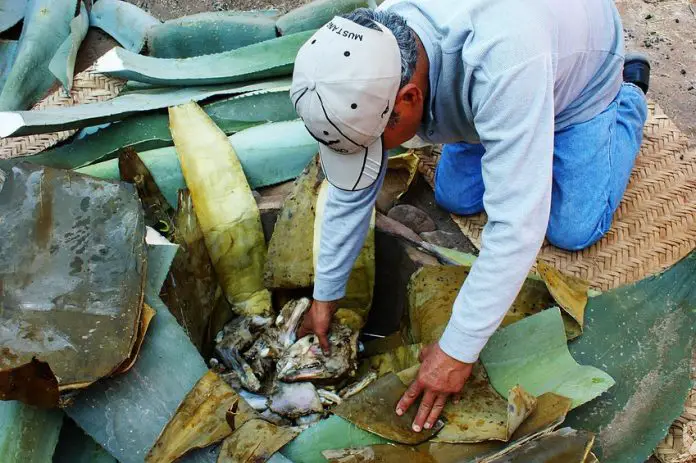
[128,0,696,147]
[617,0,696,147]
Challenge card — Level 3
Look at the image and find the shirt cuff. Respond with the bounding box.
[438,321,489,364]
[313,276,348,302]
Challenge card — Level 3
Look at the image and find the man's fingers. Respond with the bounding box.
[451,393,462,405]
[418,344,431,363]
[412,390,436,432]
[424,393,448,430]
[317,331,331,355]
[396,380,423,417]
[296,323,308,339]
[297,311,312,338]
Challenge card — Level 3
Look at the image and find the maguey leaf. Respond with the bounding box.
[376,151,420,213]
[0,78,291,137]
[407,265,584,345]
[482,427,594,463]
[118,147,175,236]
[52,416,116,463]
[0,0,76,110]
[264,155,323,289]
[48,1,88,91]
[161,189,230,355]
[95,30,314,86]
[564,250,696,462]
[0,400,63,463]
[147,11,277,59]
[64,242,208,463]
[217,419,298,463]
[0,40,19,95]
[536,261,588,339]
[399,363,537,444]
[323,444,436,463]
[88,0,160,52]
[145,370,256,462]
[169,101,272,316]
[480,308,614,409]
[419,393,571,462]
[0,163,146,404]
[280,415,388,463]
[0,0,28,33]
[333,372,444,445]
[17,85,295,170]
[275,0,371,35]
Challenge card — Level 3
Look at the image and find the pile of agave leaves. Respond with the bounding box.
[4,1,689,463]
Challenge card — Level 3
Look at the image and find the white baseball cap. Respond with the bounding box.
[290,16,402,191]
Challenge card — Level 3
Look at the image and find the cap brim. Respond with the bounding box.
[318,137,384,191]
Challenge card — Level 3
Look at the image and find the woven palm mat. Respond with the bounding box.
[416,102,695,292]
[0,64,126,159]
[417,101,696,462]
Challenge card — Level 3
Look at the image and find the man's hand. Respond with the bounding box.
[396,343,473,432]
[296,299,338,354]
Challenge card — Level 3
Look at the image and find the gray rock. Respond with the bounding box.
[239,390,269,411]
[387,204,436,234]
[420,230,471,253]
[269,382,323,419]
[260,409,292,427]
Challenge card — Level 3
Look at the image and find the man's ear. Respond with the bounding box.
[395,83,424,109]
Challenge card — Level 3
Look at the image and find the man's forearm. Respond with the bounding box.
[313,153,387,302]
[438,54,556,363]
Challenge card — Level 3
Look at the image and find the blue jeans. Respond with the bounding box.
[434,83,648,251]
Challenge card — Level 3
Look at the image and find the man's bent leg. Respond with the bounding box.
[547,83,648,250]
[434,142,486,215]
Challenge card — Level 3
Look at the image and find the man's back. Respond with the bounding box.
[378,0,624,141]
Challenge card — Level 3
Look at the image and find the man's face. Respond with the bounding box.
[382,82,426,150]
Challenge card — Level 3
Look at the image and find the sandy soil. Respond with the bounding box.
[617,0,696,146]
[126,0,312,20]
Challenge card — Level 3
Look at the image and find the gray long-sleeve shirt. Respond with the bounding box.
[313,0,625,363]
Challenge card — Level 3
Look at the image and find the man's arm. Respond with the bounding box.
[439,54,556,363]
[298,151,387,350]
[396,53,556,433]
[313,153,387,301]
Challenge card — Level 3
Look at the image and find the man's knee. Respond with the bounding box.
[434,185,484,216]
[546,214,611,251]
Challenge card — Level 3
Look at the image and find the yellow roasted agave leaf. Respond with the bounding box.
[114,303,157,375]
[407,266,469,344]
[481,428,595,463]
[418,392,572,462]
[323,444,436,463]
[429,364,536,444]
[361,344,422,378]
[145,370,256,462]
[334,308,366,332]
[536,261,589,339]
[264,155,323,289]
[333,372,444,445]
[217,418,298,463]
[407,265,583,344]
[376,151,420,212]
[314,180,376,328]
[169,101,272,316]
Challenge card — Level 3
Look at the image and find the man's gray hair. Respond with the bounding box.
[342,8,418,88]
